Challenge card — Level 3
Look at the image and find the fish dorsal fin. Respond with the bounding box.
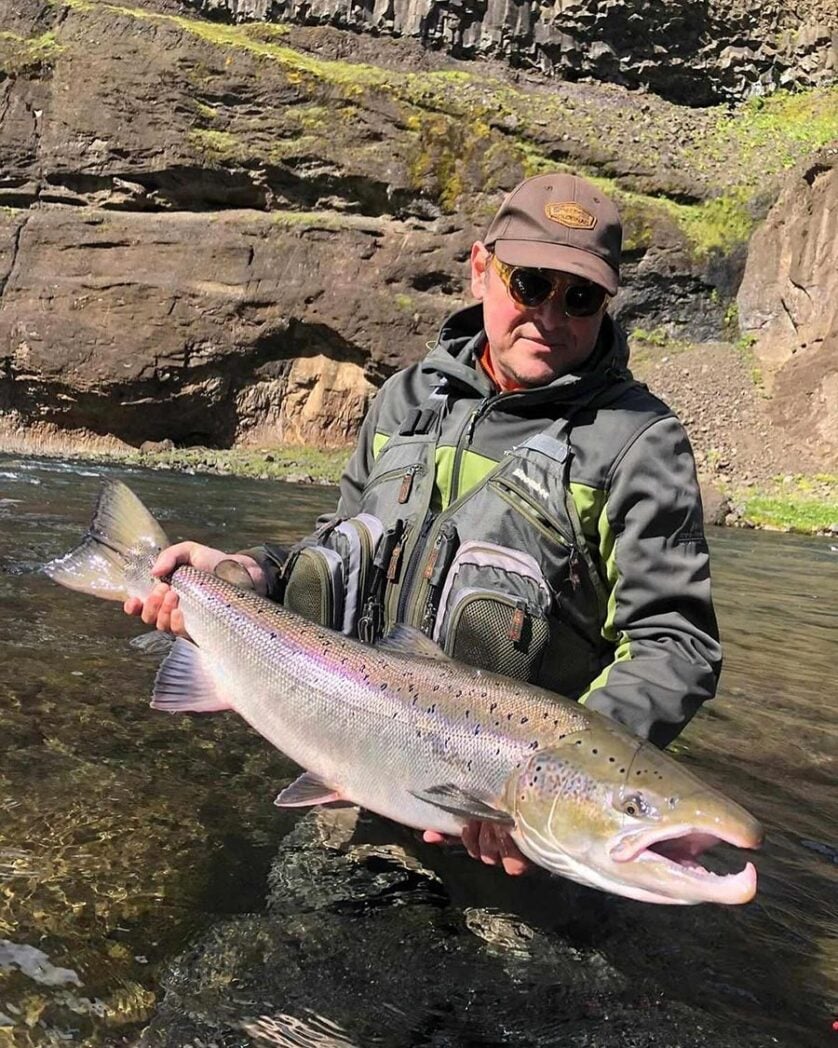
[411,783,514,827]
[213,559,255,591]
[378,625,449,661]
[150,638,233,714]
[274,772,344,808]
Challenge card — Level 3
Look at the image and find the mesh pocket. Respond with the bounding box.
[445,589,549,682]
[283,546,344,629]
[282,516,384,636]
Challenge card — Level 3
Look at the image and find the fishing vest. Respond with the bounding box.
[279,376,646,698]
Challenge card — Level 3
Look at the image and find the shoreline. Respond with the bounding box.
[2,432,837,537]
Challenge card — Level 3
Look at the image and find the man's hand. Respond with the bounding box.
[123,542,266,638]
[423,821,530,876]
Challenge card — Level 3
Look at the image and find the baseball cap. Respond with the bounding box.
[483,173,622,294]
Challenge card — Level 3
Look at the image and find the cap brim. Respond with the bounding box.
[494,241,618,295]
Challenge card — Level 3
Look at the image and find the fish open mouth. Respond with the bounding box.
[610,826,762,904]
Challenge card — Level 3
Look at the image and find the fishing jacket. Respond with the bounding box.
[269,304,721,748]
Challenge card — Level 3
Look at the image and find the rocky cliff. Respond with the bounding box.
[189,0,836,105]
[0,0,836,468]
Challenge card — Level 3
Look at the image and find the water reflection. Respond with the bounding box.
[1,456,836,1046]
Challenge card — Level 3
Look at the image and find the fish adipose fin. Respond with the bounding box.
[411,783,514,827]
[43,479,170,602]
[378,625,449,661]
[151,638,233,714]
[274,772,344,808]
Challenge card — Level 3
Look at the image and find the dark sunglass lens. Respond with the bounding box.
[509,269,554,307]
[564,283,606,317]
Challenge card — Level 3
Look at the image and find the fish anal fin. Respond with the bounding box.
[151,638,233,714]
[274,771,344,808]
[411,783,514,827]
[378,625,448,661]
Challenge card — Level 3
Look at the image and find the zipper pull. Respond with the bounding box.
[508,599,527,643]
[423,523,458,584]
[398,466,418,505]
[387,536,406,582]
[569,548,581,591]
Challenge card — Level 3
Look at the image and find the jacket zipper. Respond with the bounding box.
[448,392,508,503]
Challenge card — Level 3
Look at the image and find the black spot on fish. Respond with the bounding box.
[592,748,598,754]
[521,716,528,724]
[489,703,497,712]
[609,757,615,762]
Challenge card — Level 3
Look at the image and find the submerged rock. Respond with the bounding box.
[138,808,783,1047]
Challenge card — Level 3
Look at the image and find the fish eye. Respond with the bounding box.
[619,793,650,818]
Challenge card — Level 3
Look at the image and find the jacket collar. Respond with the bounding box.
[421,305,633,405]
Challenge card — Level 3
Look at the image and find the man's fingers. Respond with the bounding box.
[139,583,168,626]
[478,821,501,865]
[169,605,188,639]
[123,597,142,616]
[422,830,458,845]
[497,832,529,876]
[152,542,196,578]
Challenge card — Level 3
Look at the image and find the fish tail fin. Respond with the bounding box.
[43,479,171,602]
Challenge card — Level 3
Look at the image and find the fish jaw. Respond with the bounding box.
[508,739,763,906]
[606,800,763,905]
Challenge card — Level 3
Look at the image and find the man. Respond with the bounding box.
[127,172,721,876]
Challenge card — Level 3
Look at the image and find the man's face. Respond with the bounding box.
[470,242,608,390]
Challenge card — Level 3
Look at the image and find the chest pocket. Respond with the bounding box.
[433,540,552,683]
[282,514,385,636]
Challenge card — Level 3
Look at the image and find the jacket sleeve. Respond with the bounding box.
[578,415,722,748]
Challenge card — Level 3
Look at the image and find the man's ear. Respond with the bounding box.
[470,242,490,301]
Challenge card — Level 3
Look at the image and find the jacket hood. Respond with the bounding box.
[421,304,633,404]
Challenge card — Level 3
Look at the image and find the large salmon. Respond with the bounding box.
[44,480,762,904]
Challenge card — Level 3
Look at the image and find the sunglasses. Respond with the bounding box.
[491,255,608,317]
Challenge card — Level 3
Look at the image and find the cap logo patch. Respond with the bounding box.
[545,202,597,230]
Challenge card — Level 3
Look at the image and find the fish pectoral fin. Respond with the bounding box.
[274,771,344,808]
[377,624,449,661]
[150,638,233,714]
[411,783,514,827]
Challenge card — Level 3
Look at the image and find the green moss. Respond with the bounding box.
[193,100,220,121]
[707,88,838,179]
[0,29,63,74]
[738,494,838,534]
[661,191,756,257]
[187,128,242,161]
[631,327,669,347]
[127,445,349,483]
[271,210,385,234]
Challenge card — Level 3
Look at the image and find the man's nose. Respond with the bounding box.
[534,292,571,329]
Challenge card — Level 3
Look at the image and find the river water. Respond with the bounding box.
[0,456,836,1047]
